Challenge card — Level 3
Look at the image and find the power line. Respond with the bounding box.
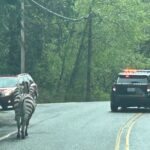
[30,0,89,21]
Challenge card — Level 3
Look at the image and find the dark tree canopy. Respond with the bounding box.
[0,0,150,102]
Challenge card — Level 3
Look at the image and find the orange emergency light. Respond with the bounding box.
[123,69,137,77]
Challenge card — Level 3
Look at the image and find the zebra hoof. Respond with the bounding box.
[17,134,20,139]
[25,133,28,136]
[21,133,25,139]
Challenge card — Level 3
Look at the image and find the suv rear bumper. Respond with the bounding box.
[112,95,150,107]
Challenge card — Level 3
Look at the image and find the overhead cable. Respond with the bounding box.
[30,0,89,21]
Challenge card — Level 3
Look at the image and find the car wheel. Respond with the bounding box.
[111,102,118,112]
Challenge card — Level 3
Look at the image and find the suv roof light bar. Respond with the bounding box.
[122,69,150,73]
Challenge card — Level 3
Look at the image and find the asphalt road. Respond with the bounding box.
[0,102,150,150]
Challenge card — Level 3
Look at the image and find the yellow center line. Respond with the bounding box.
[115,113,143,150]
[125,113,143,150]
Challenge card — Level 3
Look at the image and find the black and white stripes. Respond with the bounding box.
[13,86,37,139]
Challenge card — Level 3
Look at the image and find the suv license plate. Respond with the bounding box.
[127,88,135,92]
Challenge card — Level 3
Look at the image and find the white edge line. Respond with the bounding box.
[0,131,17,141]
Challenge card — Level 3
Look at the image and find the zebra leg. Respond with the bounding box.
[21,116,27,139]
[16,118,21,138]
[21,121,26,139]
[25,119,29,136]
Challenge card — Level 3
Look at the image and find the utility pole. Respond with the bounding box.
[21,0,25,73]
[86,11,92,101]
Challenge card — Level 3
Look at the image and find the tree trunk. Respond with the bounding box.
[65,22,88,101]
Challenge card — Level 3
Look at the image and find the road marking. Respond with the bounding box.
[125,115,142,150]
[0,130,17,141]
[115,113,143,150]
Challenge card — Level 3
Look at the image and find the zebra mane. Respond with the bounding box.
[29,86,37,100]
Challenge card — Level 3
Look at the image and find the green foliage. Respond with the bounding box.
[0,0,150,102]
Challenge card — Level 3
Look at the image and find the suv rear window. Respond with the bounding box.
[117,75,148,84]
[0,77,18,88]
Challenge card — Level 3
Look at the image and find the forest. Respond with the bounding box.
[0,0,150,103]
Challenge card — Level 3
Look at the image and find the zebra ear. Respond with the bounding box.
[30,83,37,88]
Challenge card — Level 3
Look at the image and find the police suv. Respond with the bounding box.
[111,69,150,112]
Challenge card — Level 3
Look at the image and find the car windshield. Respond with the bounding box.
[117,76,148,84]
[0,77,18,88]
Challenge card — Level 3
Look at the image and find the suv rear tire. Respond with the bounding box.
[111,102,118,112]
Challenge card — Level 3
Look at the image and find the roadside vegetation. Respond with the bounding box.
[0,0,150,102]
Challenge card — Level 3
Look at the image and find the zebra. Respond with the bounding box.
[29,86,38,101]
[13,86,37,139]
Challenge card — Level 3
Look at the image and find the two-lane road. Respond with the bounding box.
[0,102,150,150]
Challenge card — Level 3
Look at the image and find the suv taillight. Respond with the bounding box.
[147,86,150,92]
[112,86,116,92]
